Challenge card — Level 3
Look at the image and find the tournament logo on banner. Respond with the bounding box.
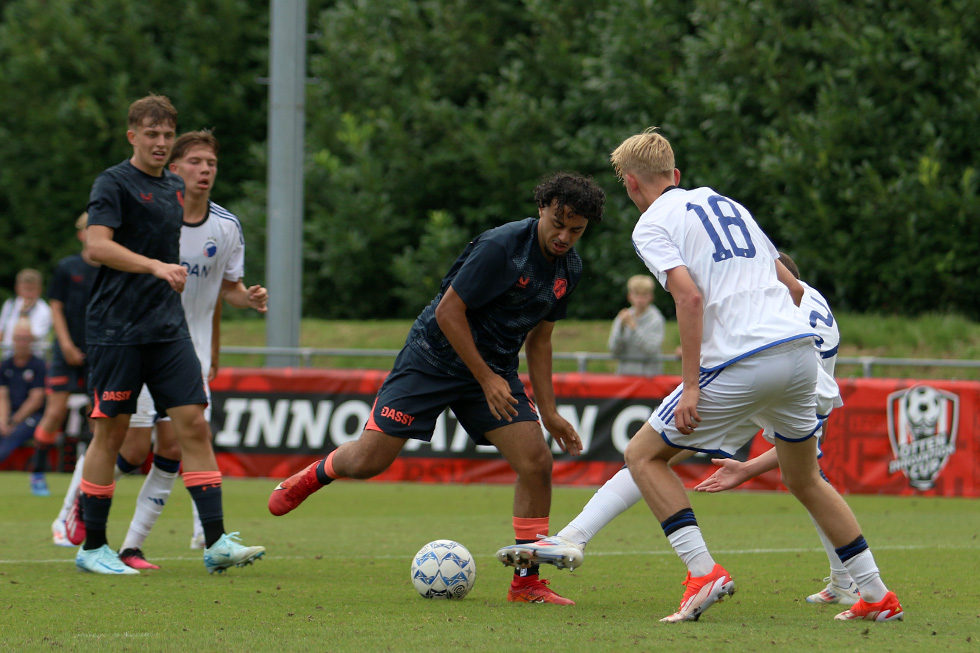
[886,384,959,490]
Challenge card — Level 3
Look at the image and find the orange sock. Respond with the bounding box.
[323,450,339,479]
[513,516,549,542]
[79,479,114,499]
[33,425,59,446]
[183,471,222,490]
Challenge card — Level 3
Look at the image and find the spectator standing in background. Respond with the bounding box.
[608,274,665,375]
[0,269,52,359]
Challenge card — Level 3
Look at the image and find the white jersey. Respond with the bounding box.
[179,201,245,377]
[632,186,814,371]
[796,280,842,418]
[799,280,839,375]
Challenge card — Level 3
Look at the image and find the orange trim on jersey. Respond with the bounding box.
[513,516,549,540]
[183,471,222,489]
[90,387,108,418]
[33,425,59,445]
[80,479,114,499]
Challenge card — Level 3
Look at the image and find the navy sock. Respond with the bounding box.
[116,453,141,475]
[660,508,698,537]
[152,454,181,474]
[187,483,224,548]
[315,459,335,485]
[30,445,50,473]
[835,535,868,563]
[81,492,112,550]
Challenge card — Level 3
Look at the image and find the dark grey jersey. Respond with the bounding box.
[85,160,189,345]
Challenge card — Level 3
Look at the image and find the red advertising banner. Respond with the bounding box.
[208,368,980,497]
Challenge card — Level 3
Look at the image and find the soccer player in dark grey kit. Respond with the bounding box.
[269,172,604,605]
[75,94,263,575]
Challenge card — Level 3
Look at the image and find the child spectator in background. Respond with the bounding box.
[608,274,665,376]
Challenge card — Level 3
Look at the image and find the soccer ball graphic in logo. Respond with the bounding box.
[904,385,942,436]
[410,540,476,599]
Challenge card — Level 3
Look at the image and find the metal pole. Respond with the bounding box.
[265,0,306,367]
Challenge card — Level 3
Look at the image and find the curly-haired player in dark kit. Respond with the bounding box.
[270,171,604,605]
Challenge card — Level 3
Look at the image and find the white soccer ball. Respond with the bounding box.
[410,539,476,600]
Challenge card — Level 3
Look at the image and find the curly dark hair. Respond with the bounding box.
[533,172,605,222]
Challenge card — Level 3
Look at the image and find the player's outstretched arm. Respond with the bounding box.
[221,279,268,313]
[694,447,780,492]
[526,320,582,456]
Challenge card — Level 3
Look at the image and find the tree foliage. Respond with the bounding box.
[2,0,978,320]
[0,0,268,295]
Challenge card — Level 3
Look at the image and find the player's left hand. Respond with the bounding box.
[246,285,268,312]
[543,414,583,456]
[208,361,219,383]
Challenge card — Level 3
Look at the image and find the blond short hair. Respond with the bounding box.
[75,212,88,231]
[610,127,675,182]
[627,275,655,294]
[15,268,42,286]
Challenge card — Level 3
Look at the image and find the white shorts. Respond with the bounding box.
[650,339,820,456]
[760,353,842,447]
[130,381,212,429]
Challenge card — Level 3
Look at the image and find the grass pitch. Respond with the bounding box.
[0,472,977,652]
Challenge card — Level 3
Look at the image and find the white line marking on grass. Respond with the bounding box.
[3,542,977,566]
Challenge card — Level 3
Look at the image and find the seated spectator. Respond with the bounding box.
[0,268,52,359]
[608,274,665,376]
[0,320,47,493]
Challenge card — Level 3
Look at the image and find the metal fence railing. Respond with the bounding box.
[219,346,980,378]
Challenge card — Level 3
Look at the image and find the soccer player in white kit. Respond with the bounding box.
[496,254,860,606]
[60,130,268,570]
[609,128,901,623]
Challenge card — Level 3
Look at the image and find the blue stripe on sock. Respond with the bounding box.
[660,508,698,536]
[835,535,868,562]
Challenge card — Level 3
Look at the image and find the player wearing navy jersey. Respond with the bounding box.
[603,128,901,622]
[110,130,268,570]
[269,171,604,605]
[75,96,263,576]
[0,321,46,465]
[29,213,99,502]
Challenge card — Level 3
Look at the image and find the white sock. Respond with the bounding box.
[557,468,642,548]
[191,500,203,542]
[668,525,715,577]
[841,549,888,603]
[57,452,85,523]
[113,464,126,481]
[809,514,851,580]
[120,463,178,551]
